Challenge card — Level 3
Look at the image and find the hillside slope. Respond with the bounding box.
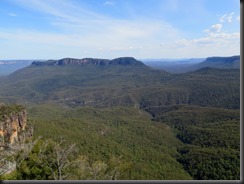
[194,55,240,69]
[145,104,240,179]
[26,104,192,179]
[0,57,239,109]
[0,57,171,107]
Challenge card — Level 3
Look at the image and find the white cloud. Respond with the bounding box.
[0,13,181,59]
[220,12,235,23]
[172,25,240,58]
[1,0,240,59]
[3,0,182,48]
[14,0,105,24]
[178,22,239,48]
[8,13,17,16]
[104,1,115,6]
[204,24,222,33]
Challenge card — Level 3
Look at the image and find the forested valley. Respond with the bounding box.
[0,56,240,180]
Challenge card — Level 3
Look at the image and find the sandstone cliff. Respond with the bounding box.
[0,104,33,149]
[31,57,145,66]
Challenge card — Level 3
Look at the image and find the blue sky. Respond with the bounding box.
[0,0,240,59]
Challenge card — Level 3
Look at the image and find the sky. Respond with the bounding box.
[0,0,240,60]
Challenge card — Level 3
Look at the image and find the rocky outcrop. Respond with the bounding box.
[0,105,33,149]
[32,57,145,66]
[57,58,110,66]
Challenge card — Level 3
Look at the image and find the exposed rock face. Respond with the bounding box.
[32,57,145,66]
[57,58,110,66]
[0,105,32,148]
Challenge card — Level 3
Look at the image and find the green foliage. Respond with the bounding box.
[177,146,240,180]
[26,104,191,180]
[71,155,131,180]
[4,137,134,180]
[0,104,24,121]
[143,68,239,109]
[15,138,80,180]
[16,138,55,179]
[147,105,240,180]
[0,171,18,180]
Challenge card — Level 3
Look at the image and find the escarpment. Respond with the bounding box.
[31,57,145,66]
[0,104,33,149]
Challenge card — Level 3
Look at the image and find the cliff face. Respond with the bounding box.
[0,104,32,148]
[31,57,145,66]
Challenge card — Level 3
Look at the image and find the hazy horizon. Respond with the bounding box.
[0,54,240,62]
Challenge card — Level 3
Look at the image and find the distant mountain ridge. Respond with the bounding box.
[0,60,34,76]
[32,57,145,66]
[0,55,239,110]
[204,55,240,63]
[195,55,240,69]
[143,55,240,73]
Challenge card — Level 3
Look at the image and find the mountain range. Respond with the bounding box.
[0,56,240,180]
[0,56,240,76]
[0,56,239,109]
